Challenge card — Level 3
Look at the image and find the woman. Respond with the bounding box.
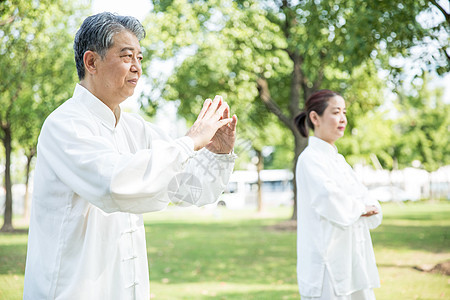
[294,90,382,300]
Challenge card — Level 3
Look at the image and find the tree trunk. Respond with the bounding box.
[255,149,264,213]
[291,129,307,220]
[23,150,35,221]
[428,172,434,201]
[288,52,308,220]
[257,49,317,220]
[1,124,14,232]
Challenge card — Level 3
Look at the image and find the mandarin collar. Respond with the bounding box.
[73,84,121,130]
[308,136,338,157]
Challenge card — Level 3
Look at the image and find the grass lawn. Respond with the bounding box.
[0,201,449,299]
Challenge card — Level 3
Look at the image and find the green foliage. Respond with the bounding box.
[0,0,87,229]
[0,0,85,150]
[391,74,450,171]
[335,61,394,167]
[142,0,291,167]
[337,111,396,168]
[263,134,295,170]
[142,0,444,171]
[337,71,449,172]
[0,0,83,144]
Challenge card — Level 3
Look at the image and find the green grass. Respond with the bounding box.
[0,202,449,299]
[370,202,450,300]
[144,208,298,299]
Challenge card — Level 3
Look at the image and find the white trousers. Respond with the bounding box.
[301,270,376,300]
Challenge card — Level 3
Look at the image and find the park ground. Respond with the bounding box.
[0,201,449,299]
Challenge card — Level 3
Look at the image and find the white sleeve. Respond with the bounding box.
[299,156,366,227]
[39,113,197,214]
[141,121,237,207]
[173,148,236,206]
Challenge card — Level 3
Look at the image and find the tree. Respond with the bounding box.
[392,73,450,172]
[416,0,449,75]
[143,0,445,219]
[141,0,291,212]
[0,0,84,231]
[334,62,393,168]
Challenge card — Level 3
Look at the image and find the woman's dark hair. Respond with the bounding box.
[294,89,341,137]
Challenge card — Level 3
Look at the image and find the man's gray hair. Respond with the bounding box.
[74,12,146,80]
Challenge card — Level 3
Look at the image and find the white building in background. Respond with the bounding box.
[217,169,294,209]
[215,165,450,209]
[354,164,450,202]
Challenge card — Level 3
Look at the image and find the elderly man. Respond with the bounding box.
[23,12,237,299]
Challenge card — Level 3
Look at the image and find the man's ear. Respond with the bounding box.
[83,51,98,75]
[309,111,320,127]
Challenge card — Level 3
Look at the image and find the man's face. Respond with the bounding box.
[94,30,143,105]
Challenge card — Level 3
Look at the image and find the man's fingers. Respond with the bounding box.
[229,114,238,131]
[222,102,230,119]
[197,98,212,120]
[204,95,222,119]
[216,117,233,128]
[215,101,229,120]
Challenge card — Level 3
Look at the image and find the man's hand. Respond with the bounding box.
[205,97,237,154]
[361,205,379,217]
[186,95,237,153]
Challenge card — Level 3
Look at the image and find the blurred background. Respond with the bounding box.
[0,0,449,299]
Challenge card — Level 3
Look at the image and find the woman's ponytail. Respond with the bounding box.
[294,111,309,138]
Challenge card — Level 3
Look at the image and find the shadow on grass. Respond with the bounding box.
[372,224,449,253]
[146,211,449,286]
[381,208,449,222]
[0,243,27,275]
[0,229,28,234]
[145,220,297,286]
[376,263,420,268]
[211,288,299,300]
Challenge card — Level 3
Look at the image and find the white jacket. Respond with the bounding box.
[23,84,236,300]
[296,136,381,297]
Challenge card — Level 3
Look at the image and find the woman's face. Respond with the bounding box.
[310,95,347,145]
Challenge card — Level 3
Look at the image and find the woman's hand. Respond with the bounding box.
[361,205,379,217]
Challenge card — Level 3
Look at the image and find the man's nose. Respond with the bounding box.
[131,59,142,74]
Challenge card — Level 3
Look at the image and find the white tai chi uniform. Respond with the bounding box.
[24,84,236,300]
[296,136,382,300]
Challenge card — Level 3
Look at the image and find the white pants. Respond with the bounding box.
[301,270,376,300]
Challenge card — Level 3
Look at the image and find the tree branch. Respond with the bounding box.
[0,16,16,26]
[311,72,324,94]
[280,1,298,45]
[429,0,450,25]
[288,52,302,118]
[256,77,295,131]
[281,0,291,41]
[311,53,326,93]
[441,45,450,62]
